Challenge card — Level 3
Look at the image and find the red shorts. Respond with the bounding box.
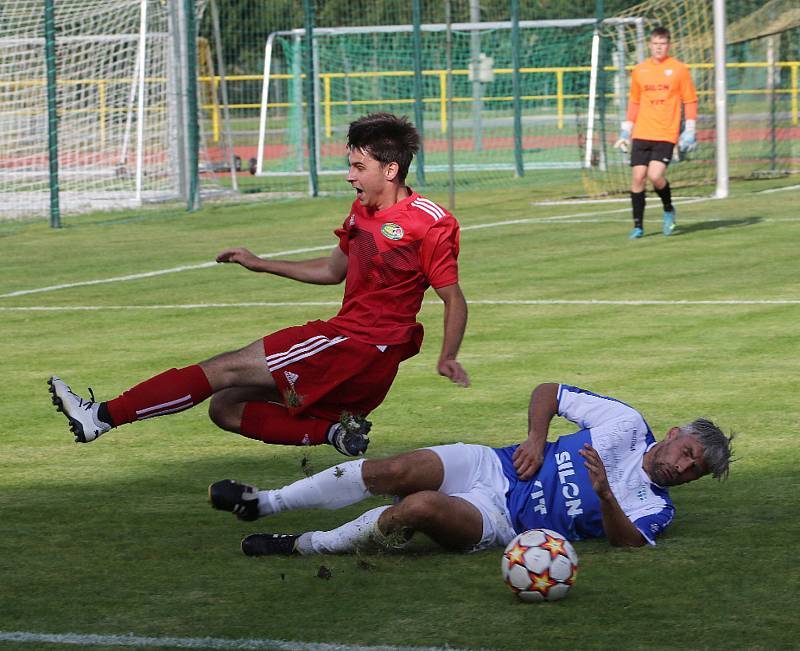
[262,320,408,421]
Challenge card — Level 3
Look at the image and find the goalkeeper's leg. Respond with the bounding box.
[649,160,676,236]
[629,164,648,239]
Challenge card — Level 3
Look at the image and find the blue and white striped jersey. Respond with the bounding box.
[493,384,674,545]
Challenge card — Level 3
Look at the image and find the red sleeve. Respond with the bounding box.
[334,205,357,254]
[419,218,460,288]
[334,225,349,253]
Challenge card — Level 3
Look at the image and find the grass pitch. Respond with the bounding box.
[0,177,798,651]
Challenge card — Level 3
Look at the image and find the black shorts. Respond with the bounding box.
[630,139,675,167]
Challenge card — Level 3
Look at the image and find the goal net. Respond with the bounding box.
[580,0,716,196]
[582,0,800,196]
[246,1,799,198]
[724,0,800,179]
[255,19,641,194]
[0,0,219,220]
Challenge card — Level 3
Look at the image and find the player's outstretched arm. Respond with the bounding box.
[513,382,559,480]
[434,283,469,387]
[579,443,646,547]
[216,246,348,285]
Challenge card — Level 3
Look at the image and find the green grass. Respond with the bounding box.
[0,179,798,651]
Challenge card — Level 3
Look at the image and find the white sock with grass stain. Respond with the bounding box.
[295,505,390,555]
[256,458,370,516]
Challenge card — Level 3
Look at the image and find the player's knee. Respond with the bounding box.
[363,457,415,494]
[395,492,443,528]
[200,344,263,388]
[199,354,238,388]
[208,394,238,432]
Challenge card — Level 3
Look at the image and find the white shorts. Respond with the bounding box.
[426,443,516,551]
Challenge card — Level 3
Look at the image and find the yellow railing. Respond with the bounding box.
[202,61,800,141]
[2,62,798,147]
[0,77,168,151]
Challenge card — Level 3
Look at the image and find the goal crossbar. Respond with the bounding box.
[268,17,643,38]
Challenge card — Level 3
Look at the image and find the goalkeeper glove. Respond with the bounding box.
[614,121,633,154]
[678,119,697,152]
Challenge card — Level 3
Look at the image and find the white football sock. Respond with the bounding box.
[256,458,370,517]
[295,505,390,555]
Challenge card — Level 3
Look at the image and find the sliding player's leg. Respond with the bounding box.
[241,492,484,556]
[209,449,443,522]
[222,444,515,556]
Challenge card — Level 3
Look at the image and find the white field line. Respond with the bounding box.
[3,194,797,300]
[1,298,799,313]
[756,183,800,194]
[530,195,698,205]
[456,197,709,231]
[0,245,332,299]
[0,199,714,300]
[0,630,480,651]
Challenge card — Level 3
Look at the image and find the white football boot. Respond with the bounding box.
[48,376,111,443]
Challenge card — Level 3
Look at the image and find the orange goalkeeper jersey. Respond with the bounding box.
[629,56,697,144]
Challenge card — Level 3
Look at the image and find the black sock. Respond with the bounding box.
[631,191,645,229]
[654,182,673,212]
[97,402,115,428]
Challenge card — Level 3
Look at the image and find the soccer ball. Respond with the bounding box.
[501,528,578,603]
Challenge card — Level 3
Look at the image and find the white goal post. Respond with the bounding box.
[0,0,214,220]
[583,0,730,198]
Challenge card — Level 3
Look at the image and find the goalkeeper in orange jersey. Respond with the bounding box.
[614,27,698,239]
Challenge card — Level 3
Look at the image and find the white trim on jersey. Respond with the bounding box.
[136,394,193,420]
[266,334,349,372]
[411,197,446,221]
[411,200,440,221]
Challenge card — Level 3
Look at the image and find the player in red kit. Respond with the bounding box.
[49,113,469,457]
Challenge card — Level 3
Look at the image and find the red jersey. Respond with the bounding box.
[325,190,460,351]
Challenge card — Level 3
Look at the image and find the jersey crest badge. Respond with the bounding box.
[380,222,404,240]
[284,370,299,386]
[348,214,356,226]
